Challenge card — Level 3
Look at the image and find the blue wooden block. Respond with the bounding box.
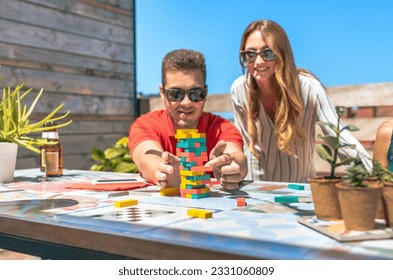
[288,184,305,190]
[274,196,298,203]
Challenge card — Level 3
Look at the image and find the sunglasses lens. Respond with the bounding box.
[242,49,276,63]
[245,51,257,63]
[188,89,206,102]
[166,89,184,102]
[262,49,276,61]
[164,88,207,102]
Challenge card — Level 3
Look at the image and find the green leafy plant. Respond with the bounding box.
[343,157,371,187]
[371,160,393,183]
[1,79,72,153]
[316,106,359,179]
[91,136,138,173]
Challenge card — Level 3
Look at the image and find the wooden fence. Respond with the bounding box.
[0,0,136,170]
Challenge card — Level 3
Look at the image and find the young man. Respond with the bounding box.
[129,49,247,190]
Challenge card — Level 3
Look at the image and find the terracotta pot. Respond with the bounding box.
[382,182,393,227]
[336,181,382,230]
[308,177,342,220]
[365,177,386,220]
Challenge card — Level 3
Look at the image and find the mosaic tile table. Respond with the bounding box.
[0,169,392,259]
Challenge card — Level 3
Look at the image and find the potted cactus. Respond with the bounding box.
[308,106,358,220]
[0,78,72,182]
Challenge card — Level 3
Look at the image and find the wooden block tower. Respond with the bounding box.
[175,129,213,199]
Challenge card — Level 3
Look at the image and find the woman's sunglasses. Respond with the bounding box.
[163,86,208,102]
[240,48,277,64]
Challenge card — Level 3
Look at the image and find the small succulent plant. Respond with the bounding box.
[1,79,72,153]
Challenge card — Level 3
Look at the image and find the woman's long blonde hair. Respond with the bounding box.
[239,20,313,157]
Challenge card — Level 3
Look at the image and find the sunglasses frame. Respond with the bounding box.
[240,48,277,65]
[163,85,208,102]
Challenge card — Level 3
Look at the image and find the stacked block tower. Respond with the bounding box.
[175,129,213,199]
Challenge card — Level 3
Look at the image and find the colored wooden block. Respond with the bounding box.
[187,208,213,219]
[160,187,180,196]
[274,196,298,203]
[185,155,208,162]
[288,184,305,190]
[179,137,206,143]
[190,166,214,172]
[177,142,197,148]
[174,133,188,139]
[176,129,199,134]
[177,151,195,157]
[185,174,211,181]
[176,132,206,139]
[184,148,207,155]
[237,197,247,207]
[182,179,211,186]
[114,199,138,208]
[180,170,205,176]
[182,192,211,199]
[180,187,210,194]
[180,183,207,189]
[179,161,197,168]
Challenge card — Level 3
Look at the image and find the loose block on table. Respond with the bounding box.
[288,184,305,190]
[274,196,298,203]
[160,187,180,196]
[187,208,213,219]
[114,199,138,208]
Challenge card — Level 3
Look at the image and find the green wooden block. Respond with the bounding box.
[274,196,298,203]
[288,184,305,190]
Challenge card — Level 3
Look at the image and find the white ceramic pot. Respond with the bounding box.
[0,142,18,183]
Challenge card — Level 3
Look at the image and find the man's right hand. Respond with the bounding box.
[155,151,181,188]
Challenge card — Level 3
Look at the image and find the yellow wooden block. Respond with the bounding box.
[187,208,213,219]
[114,199,138,208]
[180,170,205,176]
[160,187,180,196]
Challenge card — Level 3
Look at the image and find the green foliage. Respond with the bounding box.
[343,157,371,187]
[0,78,72,153]
[316,106,358,179]
[90,137,138,173]
[371,160,393,183]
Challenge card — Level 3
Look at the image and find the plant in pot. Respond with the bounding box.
[308,106,358,220]
[371,161,393,227]
[0,79,72,182]
[336,158,382,230]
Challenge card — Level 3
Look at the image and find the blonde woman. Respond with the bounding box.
[231,19,371,182]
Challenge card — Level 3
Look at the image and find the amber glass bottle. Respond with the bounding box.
[44,121,63,177]
[39,124,48,172]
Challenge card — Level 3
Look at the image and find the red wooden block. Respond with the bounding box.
[237,197,247,207]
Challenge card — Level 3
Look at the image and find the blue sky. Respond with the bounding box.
[135,0,393,95]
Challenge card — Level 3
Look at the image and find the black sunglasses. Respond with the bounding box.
[240,48,276,64]
[163,86,208,102]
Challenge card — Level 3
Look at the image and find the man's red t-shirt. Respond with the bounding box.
[128,110,243,156]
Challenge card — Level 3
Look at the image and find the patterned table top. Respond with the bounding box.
[0,168,392,259]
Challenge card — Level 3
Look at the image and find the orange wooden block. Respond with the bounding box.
[237,197,247,207]
[191,166,214,172]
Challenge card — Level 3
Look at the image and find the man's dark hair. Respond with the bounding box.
[161,49,206,86]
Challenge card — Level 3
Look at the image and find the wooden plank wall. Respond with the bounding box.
[0,0,136,170]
